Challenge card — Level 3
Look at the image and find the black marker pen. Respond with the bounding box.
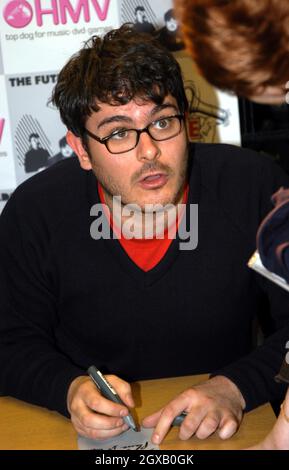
[172,412,187,426]
[87,365,139,432]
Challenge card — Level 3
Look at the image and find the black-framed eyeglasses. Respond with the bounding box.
[84,114,184,155]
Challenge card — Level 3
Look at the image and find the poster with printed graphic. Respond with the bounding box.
[6,71,69,184]
[0,0,241,213]
[0,0,119,74]
[0,189,13,214]
[177,54,241,145]
[120,0,184,51]
[0,41,4,74]
[0,75,16,189]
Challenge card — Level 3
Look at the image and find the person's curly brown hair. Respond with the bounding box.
[51,24,188,142]
[175,0,289,98]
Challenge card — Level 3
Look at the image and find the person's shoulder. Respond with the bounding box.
[47,153,62,167]
[16,157,80,194]
[192,142,286,188]
[190,143,289,236]
[7,157,85,216]
[193,142,272,170]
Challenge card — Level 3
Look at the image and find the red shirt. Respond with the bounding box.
[98,183,189,271]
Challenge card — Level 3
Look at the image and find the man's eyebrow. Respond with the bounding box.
[97,115,133,130]
[97,103,179,130]
[150,103,179,116]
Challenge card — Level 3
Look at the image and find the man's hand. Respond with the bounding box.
[142,375,245,444]
[67,374,134,440]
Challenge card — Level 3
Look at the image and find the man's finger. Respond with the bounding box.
[142,409,163,428]
[108,375,135,408]
[151,401,198,444]
[218,416,239,439]
[80,410,125,430]
[85,393,128,418]
[178,413,203,440]
[71,397,126,430]
[194,413,220,440]
[79,422,129,440]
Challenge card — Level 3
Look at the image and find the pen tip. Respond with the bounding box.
[134,424,140,432]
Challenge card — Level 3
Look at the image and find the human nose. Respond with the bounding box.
[136,130,160,162]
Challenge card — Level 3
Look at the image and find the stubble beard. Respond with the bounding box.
[92,150,189,214]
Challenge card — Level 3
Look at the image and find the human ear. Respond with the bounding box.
[66,131,92,171]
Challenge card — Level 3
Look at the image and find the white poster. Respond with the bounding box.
[6,70,68,185]
[0,74,16,189]
[0,39,3,74]
[0,0,120,74]
[178,55,241,146]
[120,0,185,51]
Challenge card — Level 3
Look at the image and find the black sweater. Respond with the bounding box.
[1,143,289,417]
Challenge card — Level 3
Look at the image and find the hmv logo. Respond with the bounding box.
[3,0,111,28]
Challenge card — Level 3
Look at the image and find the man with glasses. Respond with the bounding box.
[84,114,184,155]
[1,25,289,445]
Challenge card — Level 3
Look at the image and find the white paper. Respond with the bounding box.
[248,250,289,292]
[78,426,159,450]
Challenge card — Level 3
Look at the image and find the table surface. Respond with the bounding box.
[0,374,276,450]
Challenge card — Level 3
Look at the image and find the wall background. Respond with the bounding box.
[0,0,241,213]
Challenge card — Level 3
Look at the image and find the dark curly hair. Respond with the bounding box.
[51,24,188,143]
